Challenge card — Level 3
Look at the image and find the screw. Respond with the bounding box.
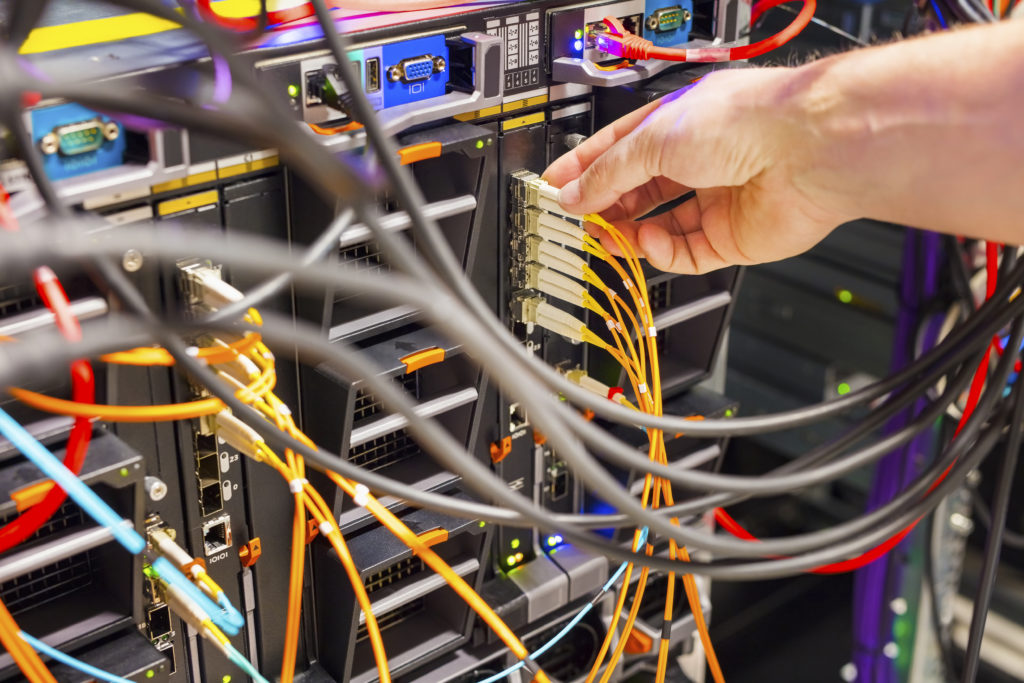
[103,121,120,141]
[40,133,58,155]
[883,642,899,659]
[645,15,658,30]
[890,597,908,615]
[387,66,402,82]
[122,249,144,272]
[682,9,692,22]
[840,663,857,682]
[145,476,168,502]
[433,56,446,73]
[950,512,974,536]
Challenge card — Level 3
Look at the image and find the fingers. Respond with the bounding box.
[543,99,662,189]
[600,176,694,223]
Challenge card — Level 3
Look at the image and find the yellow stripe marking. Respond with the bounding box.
[501,111,545,131]
[157,189,219,217]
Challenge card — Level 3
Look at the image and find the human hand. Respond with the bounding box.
[543,67,853,274]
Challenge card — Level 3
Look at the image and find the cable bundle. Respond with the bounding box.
[0,1,1018,683]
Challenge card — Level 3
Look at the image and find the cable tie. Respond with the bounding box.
[319,520,334,536]
[648,326,657,338]
[353,483,370,507]
[622,280,633,290]
[615,321,623,332]
[637,383,648,394]
[288,478,307,494]
[276,403,292,417]
[606,287,617,299]
[605,319,617,331]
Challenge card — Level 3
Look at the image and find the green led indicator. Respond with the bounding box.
[574,29,583,39]
[510,538,521,550]
[724,409,734,417]
[287,84,299,98]
[475,140,484,149]
[222,676,232,683]
[506,555,517,567]
[837,289,853,304]
[478,520,486,527]
[546,536,557,547]
[119,467,129,477]
[837,382,851,395]
[146,670,155,679]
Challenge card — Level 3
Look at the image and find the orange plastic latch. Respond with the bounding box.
[11,480,55,512]
[416,527,449,548]
[623,627,653,654]
[239,537,262,567]
[397,141,442,165]
[181,558,207,575]
[533,430,547,446]
[582,408,596,422]
[490,436,513,463]
[399,347,445,374]
[306,519,320,544]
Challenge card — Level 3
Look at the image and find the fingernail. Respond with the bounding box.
[559,180,580,209]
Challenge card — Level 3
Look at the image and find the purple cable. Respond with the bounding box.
[852,229,942,683]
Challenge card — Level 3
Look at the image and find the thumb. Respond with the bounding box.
[558,125,659,215]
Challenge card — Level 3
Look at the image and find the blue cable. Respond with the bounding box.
[0,407,146,554]
[152,557,243,636]
[929,0,949,28]
[19,631,132,683]
[477,527,650,683]
[0,408,244,636]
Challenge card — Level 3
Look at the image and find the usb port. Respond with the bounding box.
[365,57,381,93]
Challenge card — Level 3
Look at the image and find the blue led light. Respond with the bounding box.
[573,39,583,52]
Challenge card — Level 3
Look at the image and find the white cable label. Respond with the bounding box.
[684,47,732,63]
[288,478,307,494]
[648,326,658,338]
[606,319,617,331]
[353,483,370,507]
[276,403,292,416]
[638,383,648,394]
[623,280,633,290]
[319,521,334,536]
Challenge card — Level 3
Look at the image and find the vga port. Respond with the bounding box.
[39,118,119,156]
[386,55,446,84]
[645,6,686,33]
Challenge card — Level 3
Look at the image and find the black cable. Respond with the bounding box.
[960,378,1024,682]
[969,489,1024,549]
[944,235,976,321]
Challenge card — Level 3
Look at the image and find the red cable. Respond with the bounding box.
[596,0,815,63]
[194,0,326,32]
[715,242,1003,573]
[0,186,95,554]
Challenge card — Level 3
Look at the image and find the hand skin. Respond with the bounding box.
[543,20,1024,274]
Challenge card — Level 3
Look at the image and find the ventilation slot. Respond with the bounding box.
[352,372,420,423]
[0,282,42,319]
[0,552,95,615]
[356,598,425,643]
[339,240,389,274]
[648,280,671,311]
[348,429,419,472]
[363,557,426,594]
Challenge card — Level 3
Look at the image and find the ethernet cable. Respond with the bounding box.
[591,0,815,63]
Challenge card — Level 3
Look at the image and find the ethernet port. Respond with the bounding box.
[147,603,172,641]
[157,642,176,675]
[202,515,232,556]
[509,402,529,433]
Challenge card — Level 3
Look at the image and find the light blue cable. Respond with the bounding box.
[0,407,145,554]
[0,407,245,637]
[19,631,132,683]
[477,527,650,683]
[226,642,271,683]
[152,557,242,636]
